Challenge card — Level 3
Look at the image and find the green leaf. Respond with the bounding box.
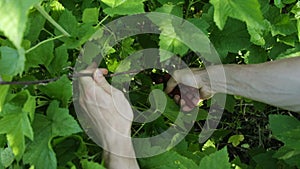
[25,41,54,70]
[155,4,187,59]
[47,101,82,136]
[210,0,265,30]
[188,18,210,35]
[276,45,300,60]
[38,75,72,107]
[0,76,12,113]
[0,47,25,76]
[56,10,78,36]
[82,8,99,24]
[47,45,69,76]
[270,14,297,36]
[81,159,106,169]
[22,90,36,122]
[102,0,145,16]
[274,0,285,8]
[147,89,167,121]
[120,38,136,59]
[24,9,46,43]
[210,19,251,59]
[228,134,244,147]
[56,12,97,49]
[139,150,198,169]
[198,147,231,169]
[23,101,81,169]
[269,115,300,149]
[101,0,126,8]
[273,147,300,167]
[244,45,268,64]
[155,4,183,17]
[247,25,266,45]
[292,2,300,41]
[0,147,14,168]
[0,0,42,49]
[210,0,266,45]
[53,136,87,166]
[253,151,278,169]
[0,105,33,160]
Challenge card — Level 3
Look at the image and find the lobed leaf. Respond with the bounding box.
[23,101,81,169]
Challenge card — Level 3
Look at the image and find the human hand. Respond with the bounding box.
[165,68,214,111]
[78,65,134,154]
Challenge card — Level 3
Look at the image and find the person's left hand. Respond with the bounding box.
[78,65,134,154]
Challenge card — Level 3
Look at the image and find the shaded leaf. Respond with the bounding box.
[25,41,54,70]
[23,101,81,169]
[0,147,14,168]
[0,47,25,76]
[210,19,251,59]
[38,75,72,107]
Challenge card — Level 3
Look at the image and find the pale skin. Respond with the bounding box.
[78,57,300,169]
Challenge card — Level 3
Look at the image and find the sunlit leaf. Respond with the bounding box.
[0,0,42,49]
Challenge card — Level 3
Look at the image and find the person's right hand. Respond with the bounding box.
[164,68,214,111]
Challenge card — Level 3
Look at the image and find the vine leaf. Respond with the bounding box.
[81,159,106,169]
[228,134,245,147]
[210,0,266,45]
[210,0,264,30]
[269,115,300,166]
[0,47,25,77]
[0,105,33,160]
[101,0,126,8]
[199,147,231,169]
[38,75,72,107]
[23,101,82,169]
[139,150,198,169]
[82,8,99,24]
[102,0,145,16]
[210,19,251,59]
[0,0,42,49]
[25,41,54,70]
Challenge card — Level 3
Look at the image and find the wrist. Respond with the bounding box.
[103,139,139,169]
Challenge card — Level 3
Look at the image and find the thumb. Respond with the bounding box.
[93,69,112,94]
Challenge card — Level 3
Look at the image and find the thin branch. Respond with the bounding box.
[0,70,143,86]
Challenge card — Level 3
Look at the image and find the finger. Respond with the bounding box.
[174,95,180,104]
[93,69,113,94]
[165,77,178,94]
[182,105,193,112]
[199,86,213,100]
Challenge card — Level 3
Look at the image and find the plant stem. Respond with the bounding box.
[96,15,109,28]
[25,35,65,53]
[34,3,71,37]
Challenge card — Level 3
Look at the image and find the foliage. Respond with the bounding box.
[0,0,299,168]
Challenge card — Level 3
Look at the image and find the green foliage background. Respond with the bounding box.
[0,0,300,168]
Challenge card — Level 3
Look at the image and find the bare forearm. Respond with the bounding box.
[103,136,139,169]
[205,57,300,112]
